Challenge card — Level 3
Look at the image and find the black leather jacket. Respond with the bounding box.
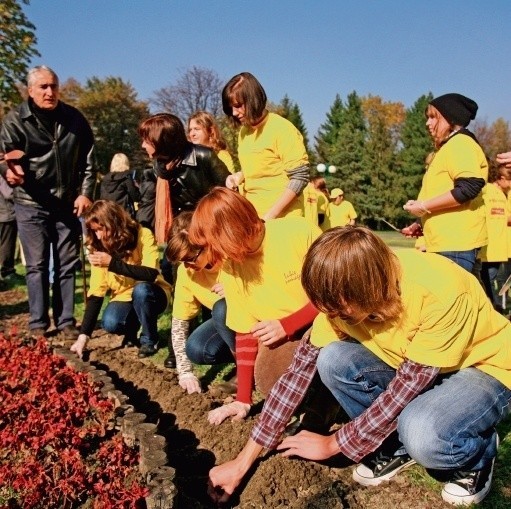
[154,143,230,215]
[0,100,96,209]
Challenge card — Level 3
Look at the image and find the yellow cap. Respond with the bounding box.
[330,188,344,198]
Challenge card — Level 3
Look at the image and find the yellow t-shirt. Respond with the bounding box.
[88,226,172,306]
[418,133,488,252]
[507,193,511,258]
[478,183,510,262]
[220,217,321,332]
[303,183,319,225]
[238,112,308,218]
[310,249,511,388]
[172,264,220,320]
[323,200,357,229]
[217,149,236,173]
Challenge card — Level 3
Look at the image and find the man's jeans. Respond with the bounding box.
[101,282,167,347]
[15,202,80,330]
[317,340,511,471]
[185,299,235,365]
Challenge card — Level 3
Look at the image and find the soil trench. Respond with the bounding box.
[1,288,454,508]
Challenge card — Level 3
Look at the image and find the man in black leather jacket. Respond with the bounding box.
[0,65,96,339]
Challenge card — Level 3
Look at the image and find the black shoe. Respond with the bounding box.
[138,344,157,358]
[441,436,498,506]
[121,336,138,348]
[353,452,416,486]
[60,324,80,341]
[163,350,176,368]
[442,463,495,506]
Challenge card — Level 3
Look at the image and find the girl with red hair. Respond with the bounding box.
[189,187,320,425]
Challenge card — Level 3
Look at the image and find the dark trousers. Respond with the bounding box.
[14,202,80,330]
[0,220,17,278]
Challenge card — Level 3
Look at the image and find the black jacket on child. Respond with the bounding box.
[100,169,140,218]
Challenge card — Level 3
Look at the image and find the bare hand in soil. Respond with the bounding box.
[208,458,245,504]
[277,429,339,461]
[208,401,250,425]
[70,334,88,359]
[178,373,201,394]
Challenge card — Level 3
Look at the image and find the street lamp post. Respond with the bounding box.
[316,163,337,175]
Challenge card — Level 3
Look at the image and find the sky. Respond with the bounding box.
[24,0,511,140]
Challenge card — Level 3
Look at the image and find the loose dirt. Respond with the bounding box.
[0,288,485,508]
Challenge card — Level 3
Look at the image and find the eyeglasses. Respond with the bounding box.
[181,247,203,265]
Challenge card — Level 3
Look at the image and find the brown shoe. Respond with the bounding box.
[209,376,238,397]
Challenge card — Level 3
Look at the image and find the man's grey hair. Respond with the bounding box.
[27,66,59,87]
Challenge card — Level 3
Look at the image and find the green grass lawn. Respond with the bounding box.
[375,230,417,249]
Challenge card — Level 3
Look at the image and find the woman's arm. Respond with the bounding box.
[108,256,159,281]
[171,317,201,394]
[262,165,310,220]
[405,177,485,217]
[263,188,300,221]
[71,295,104,358]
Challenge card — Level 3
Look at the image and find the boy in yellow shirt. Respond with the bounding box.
[209,227,510,507]
[322,188,357,230]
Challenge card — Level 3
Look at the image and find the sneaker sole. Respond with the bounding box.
[441,481,491,506]
[441,434,499,506]
[353,458,416,486]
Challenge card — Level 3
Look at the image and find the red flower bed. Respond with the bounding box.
[0,330,147,508]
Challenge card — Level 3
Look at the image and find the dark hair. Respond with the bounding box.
[84,200,139,259]
[489,159,511,183]
[311,176,329,197]
[222,72,267,127]
[165,211,200,263]
[138,113,189,161]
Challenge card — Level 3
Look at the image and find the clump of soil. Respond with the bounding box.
[0,288,468,508]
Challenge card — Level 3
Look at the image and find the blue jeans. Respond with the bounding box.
[481,262,502,307]
[101,282,167,347]
[317,340,511,471]
[15,202,80,330]
[185,299,235,364]
[437,249,477,273]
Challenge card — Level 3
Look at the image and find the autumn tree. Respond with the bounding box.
[360,96,406,226]
[61,76,150,174]
[0,0,40,113]
[473,117,511,161]
[151,66,223,122]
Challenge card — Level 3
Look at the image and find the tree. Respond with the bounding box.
[473,117,511,161]
[0,0,40,112]
[331,91,367,206]
[151,66,223,122]
[61,77,150,174]
[314,94,345,170]
[395,93,434,225]
[360,96,406,226]
[278,95,310,154]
